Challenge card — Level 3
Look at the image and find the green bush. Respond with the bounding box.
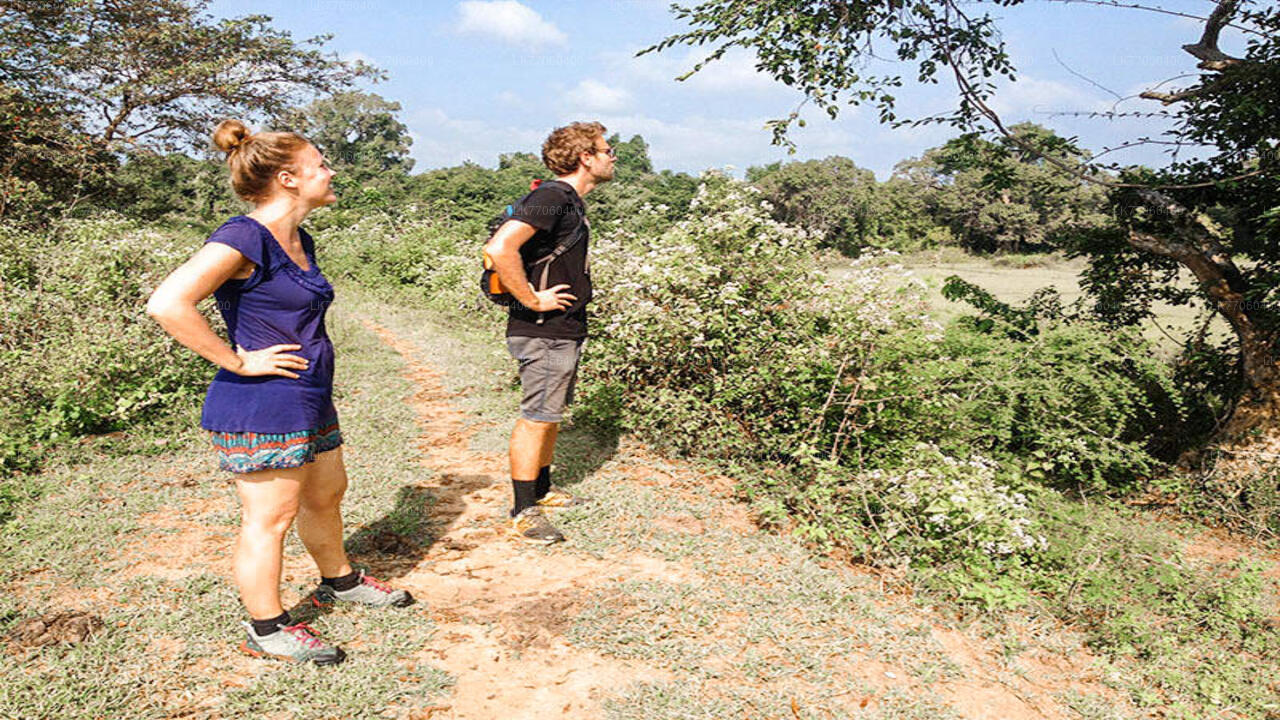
[579,174,928,463]
[859,317,1180,490]
[319,211,500,317]
[581,176,1176,489]
[0,216,210,473]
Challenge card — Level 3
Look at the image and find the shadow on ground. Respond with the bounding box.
[287,479,467,618]
[552,422,619,488]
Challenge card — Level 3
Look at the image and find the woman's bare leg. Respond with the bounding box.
[233,466,306,619]
[295,446,353,579]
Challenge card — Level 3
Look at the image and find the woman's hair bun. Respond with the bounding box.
[213,119,251,154]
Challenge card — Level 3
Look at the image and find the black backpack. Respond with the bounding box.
[480,180,586,320]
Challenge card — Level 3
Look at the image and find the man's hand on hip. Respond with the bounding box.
[527,283,577,312]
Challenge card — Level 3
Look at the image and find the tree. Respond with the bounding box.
[497,151,547,182]
[749,156,878,254]
[275,91,413,187]
[0,0,378,153]
[607,133,655,177]
[910,124,1110,253]
[114,151,235,222]
[0,84,114,221]
[650,1,1280,469]
[0,0,377,219]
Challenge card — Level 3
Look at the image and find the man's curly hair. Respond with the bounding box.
[541,121,607,175]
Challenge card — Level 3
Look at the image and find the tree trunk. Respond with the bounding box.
[100,96,135,145]
[1127,192,1280,532]
[1126,190,1280,402]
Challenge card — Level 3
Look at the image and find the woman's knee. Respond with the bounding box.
[241,501,298,537]
[300,451,348,512]
[300,481,345,514]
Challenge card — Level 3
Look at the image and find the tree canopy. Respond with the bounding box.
[651,0,1280,433]
[0,0,377,219]
[275,91,414,186]
[907,123,1110,253]
[748,156,878,254]
[1,0,377,151]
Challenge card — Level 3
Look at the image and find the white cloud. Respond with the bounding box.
[456,1,567,48]
[574,111,859,176]
[989,76,1109,121]
[565,79,633,113]
[408,108,545,169]
[607,46,787,96]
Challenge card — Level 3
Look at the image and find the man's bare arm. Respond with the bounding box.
[484,220,576,312]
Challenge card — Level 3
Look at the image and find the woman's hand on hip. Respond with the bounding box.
[234,344,309,379]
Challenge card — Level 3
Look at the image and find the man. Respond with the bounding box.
[483,121,615,544]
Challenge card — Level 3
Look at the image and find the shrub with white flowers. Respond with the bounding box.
[774,443,1046,569]
[578,173,938,462]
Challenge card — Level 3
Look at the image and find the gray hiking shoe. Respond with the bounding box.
[511,506,565,545]
[536,485,591,509]
[313,569,414,609]
[240,621,346,665]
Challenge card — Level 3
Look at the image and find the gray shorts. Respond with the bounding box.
[506,336,585,423]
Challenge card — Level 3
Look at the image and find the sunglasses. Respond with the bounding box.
[595,146,616,158]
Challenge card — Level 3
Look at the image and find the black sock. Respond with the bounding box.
[251,610,292,637]
[322,569,362,592]
[535,465,551,499]
[512,478,539,517]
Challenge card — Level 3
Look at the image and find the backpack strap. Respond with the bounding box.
[524,183,586,279]
[524,186,587,325]
[531,220,587,322]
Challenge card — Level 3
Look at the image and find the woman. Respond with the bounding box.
[147,119,411,666]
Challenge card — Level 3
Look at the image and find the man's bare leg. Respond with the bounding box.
[509,418,565,543]
[510,417,558,482]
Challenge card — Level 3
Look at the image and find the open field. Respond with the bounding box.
[827,249,1233,355]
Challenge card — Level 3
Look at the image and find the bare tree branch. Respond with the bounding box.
[931,1,1262,192]
[1052,49,1123,101]
[1183,0,1245,68]
[1140,86,1208,105]
[1091,138,1209,161]
[1047,0,1264,39]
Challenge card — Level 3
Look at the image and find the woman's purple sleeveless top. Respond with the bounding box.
[198,216,337,433]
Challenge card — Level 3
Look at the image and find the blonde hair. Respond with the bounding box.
[212,119,311,203]
[541,121,607,176]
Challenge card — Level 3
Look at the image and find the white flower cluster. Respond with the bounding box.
[872,443,1046,562]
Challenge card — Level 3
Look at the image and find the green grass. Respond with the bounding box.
[5,278,1277,719]
[0,303,451,720]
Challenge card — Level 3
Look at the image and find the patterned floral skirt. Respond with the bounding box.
[209,421,343,474]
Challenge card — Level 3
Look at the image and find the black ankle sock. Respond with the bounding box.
[535,465,551,499]
[512,478,538,517]
[322,569,361,592]
[251,611,292,637]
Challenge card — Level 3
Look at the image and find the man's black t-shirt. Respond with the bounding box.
[506,180,592,340]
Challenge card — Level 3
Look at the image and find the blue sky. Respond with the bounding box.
[208,0,1236,179]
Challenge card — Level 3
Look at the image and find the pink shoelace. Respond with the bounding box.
[361,573,394,593]
[283,623,325,648]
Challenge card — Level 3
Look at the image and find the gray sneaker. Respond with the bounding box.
[240,621,346,665]
[313,569,414,609]
[511,506,565,545]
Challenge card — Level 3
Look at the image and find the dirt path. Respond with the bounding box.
[360,319,677,719]
[359,317,1128,720]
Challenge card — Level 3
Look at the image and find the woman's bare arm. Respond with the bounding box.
[146,244,308,378]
